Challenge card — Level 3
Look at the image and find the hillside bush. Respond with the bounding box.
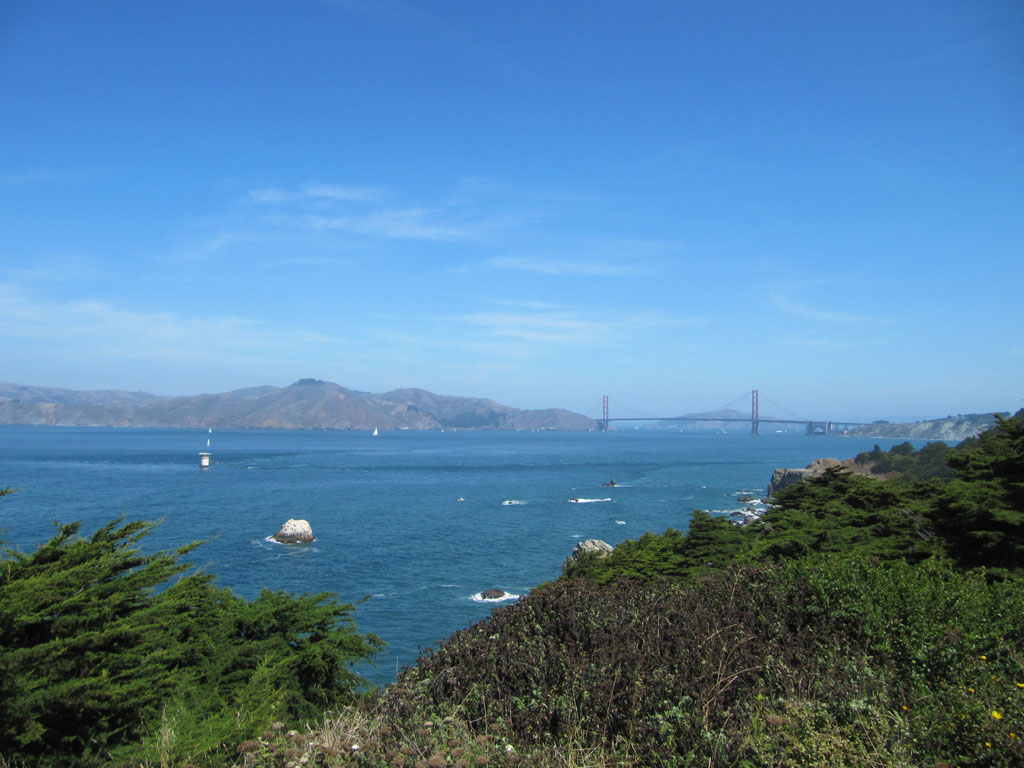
[364,556,1023,767]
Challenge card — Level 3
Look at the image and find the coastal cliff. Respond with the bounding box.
[851,412,1004,441]
[767,457,852,496]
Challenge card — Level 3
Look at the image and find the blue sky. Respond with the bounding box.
[1,1,1021,422]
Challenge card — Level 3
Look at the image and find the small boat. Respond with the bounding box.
[601,478,617,487]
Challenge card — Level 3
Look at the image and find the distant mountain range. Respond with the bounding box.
[0,379,597,431]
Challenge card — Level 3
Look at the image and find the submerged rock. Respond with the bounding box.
[272,518,315,543]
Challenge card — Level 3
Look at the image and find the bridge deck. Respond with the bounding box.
[604,416,869,426]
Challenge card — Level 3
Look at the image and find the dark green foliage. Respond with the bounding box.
[933,410,1024,576]
[854,439,954,481]
[0,515,382,767]
[754,468,942,563]
[564,511,753,584]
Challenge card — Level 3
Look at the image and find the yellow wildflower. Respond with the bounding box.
[986,741,992,748]
[901,705,908,711]
[968,687,975,693]
[981,655,988,660]
[1017,682,1024,688]
[992,710,1003,720]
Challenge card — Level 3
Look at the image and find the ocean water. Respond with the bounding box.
[0,426,922,685]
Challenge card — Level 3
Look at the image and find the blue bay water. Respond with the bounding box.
[0,426,923,685]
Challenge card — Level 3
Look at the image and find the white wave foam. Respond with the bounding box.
[470,591,521,603]
[502,499,526,505]
[262,535,317,545]
[568,497,612,503]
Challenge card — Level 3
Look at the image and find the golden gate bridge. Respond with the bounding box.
[593,390,869,435]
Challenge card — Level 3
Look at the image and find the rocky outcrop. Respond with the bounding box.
[272,519,315,543]
[571,539,614,561]
[480,589,507,600]
[767,458,846,496]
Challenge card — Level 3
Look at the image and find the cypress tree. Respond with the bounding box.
[0,510,382,767]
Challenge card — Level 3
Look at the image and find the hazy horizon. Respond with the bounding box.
[2,1,1021,424]
[1,377,1011,426]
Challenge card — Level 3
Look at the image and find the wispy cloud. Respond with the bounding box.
[0,252,104,284]
[778,334,890,351]
[459,305,708,347]
[305,208,474,241]
[247,187,291,204]
[238,180,512,243]
[768,288,885,324]
[247,182,384,205]
[461,311,606,344]
[487,255,638,277]
[484,234,680,278]
[0,285,342,362]
[304,182,384,202]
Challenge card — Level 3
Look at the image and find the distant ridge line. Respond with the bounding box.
[0,380,596,432]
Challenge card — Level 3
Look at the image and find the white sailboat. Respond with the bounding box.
[372,427,379,436]
[200,430,211,468]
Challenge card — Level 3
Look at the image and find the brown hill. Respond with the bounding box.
[0,380,596,431]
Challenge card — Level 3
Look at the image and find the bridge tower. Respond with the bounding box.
[751,389,760,435]
[602,395,609,432]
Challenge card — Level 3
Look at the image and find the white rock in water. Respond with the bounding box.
[272,518,315,543]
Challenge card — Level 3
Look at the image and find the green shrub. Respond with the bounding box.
[0,515,382,767]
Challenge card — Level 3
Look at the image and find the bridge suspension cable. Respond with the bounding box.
[758,393,807,422]
[712,392,757,414]
[605,398,663,420]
